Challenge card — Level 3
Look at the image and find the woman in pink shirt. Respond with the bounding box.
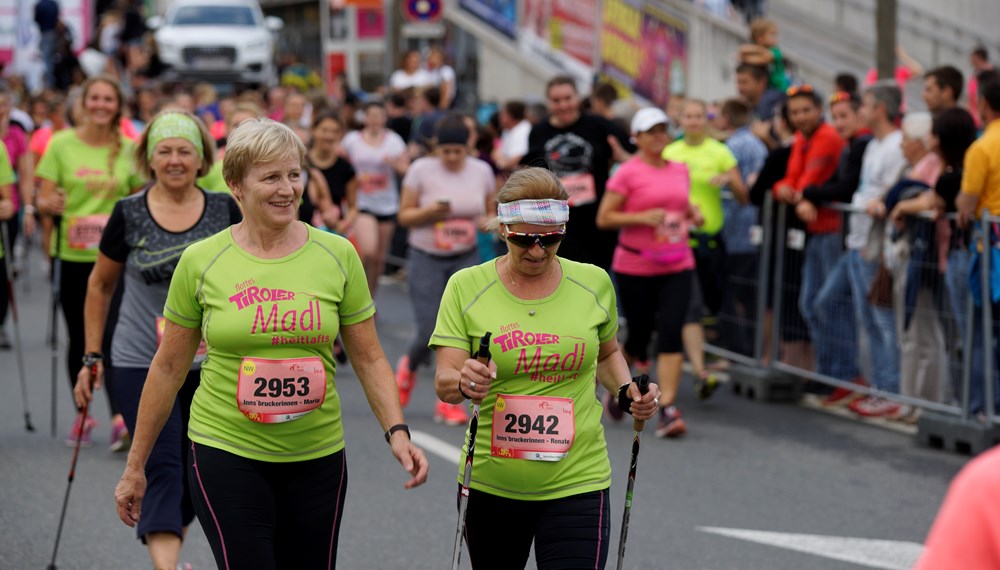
[597,107,703,438]
[395,115,496,426]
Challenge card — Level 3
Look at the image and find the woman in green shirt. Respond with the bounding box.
[114,118,428,569]
[36,74,146,449]
[432,168,660,569]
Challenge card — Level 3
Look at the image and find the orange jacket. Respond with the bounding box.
[774,122,846,234]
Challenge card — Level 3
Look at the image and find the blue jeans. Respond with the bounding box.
[801,234,856,381]
[846,250,900,393]
[945,249,971,347]
[811,250,860,381]
[969,300,1000,415]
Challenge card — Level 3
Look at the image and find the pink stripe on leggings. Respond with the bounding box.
[327,454,346,569]
[595,489,605,569]
[191,443,231,570]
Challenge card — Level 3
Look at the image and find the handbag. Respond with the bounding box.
[868,262,894,308]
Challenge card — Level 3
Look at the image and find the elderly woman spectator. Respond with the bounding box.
[877,112,946,417]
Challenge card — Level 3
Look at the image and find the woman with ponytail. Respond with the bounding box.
[36,74,146,449]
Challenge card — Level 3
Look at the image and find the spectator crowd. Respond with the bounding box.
[6,4,1000,446]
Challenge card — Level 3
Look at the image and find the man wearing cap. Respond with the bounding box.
[522,75,634,270]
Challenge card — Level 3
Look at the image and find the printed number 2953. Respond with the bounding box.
[504,414,559,435]
[253,377,310,398]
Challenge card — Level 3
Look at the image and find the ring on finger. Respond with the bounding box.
[470,380,476,390]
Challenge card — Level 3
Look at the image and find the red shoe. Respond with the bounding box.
[849,396,902,418]
[396,355,416,408]
[65,414,97,448]
[109,415,131,452]
[434,401,469,426]
[821,376,867,407]
[655,406,687,438]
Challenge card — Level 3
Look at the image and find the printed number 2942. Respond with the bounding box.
[504,414,559,435]
[253,377,310,398]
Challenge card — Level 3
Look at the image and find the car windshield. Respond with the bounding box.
[170,5,257,26]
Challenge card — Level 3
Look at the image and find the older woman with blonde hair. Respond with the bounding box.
[114,118,428,569]
[431,167,659,569]
[74,109,240,569]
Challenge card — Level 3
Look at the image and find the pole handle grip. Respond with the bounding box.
[632,374,650,431]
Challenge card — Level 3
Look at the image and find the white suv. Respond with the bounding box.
[148,0,283,86]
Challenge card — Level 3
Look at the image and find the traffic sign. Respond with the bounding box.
[403,0,443,23]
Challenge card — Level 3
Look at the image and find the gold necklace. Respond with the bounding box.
[505,256,558,291]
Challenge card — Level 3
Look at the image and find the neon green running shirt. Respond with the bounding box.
[431,258,618,501]
[164,224,375,462]
[662,138,737,235]
[0,143,14,261]
[35,130,145,263]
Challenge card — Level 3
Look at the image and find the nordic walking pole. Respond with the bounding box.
[47,365,93,570]
[616,374,651,570]
[1,221,34,431]
[451,331,491,570]
[49,216,62,438]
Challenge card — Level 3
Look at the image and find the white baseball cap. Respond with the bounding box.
[630,107,669,134]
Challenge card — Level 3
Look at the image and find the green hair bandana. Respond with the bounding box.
[147,113,204,160]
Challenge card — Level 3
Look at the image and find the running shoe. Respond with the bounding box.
[655,406,687,438]
[604,390,624,422]
[695,371,719,401]
[109,416,131,452]
[65,415,97,448]
[820,376,867,407]
[434,401,469,426]
[848,396,902,418]
[396,355,416,408]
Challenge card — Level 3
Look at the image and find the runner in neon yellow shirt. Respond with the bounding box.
[0,141,16,262]
[114,118,428,569]
[35,76,146,447]
[0,142,16,350]
[432,167,660,569]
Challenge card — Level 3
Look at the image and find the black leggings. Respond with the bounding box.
[461,486,610,570]
[59,260,119,414]
[616,270,693,361]
[188,443,348,570]
[0,257,8,325]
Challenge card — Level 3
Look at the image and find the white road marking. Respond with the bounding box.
[411,430,462,465]
[697,527,925,570]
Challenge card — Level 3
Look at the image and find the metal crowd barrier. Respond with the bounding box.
[704,195,1000,454]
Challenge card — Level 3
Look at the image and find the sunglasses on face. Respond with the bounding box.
[504,227,567,249]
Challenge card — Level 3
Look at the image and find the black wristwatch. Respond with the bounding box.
[384,423,410,444]
[81,352,104,367]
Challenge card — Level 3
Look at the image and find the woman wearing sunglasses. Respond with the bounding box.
[396,114,496,425]
[597,107,704,438]
[431,167,660,569]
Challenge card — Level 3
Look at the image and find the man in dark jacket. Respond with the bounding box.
[35,0,60,88]
[807,91,874,401]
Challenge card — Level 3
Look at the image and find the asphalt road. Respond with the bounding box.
[0,262,971,570]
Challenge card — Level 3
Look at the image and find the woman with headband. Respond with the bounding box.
[396,114,495,425]
[431,167,660,569]
[73,110,241,569]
